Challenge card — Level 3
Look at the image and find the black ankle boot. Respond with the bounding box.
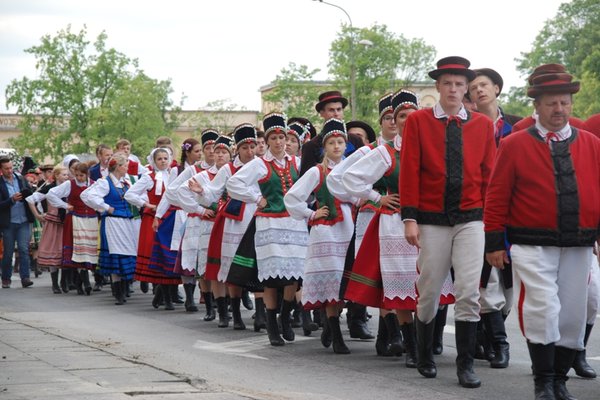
[80,270,92,295]
[527,342,555,400]
[216,297,229,328]
[302,309,318,336]
[384,313,404,356]
[184,283,199,312]
[455,320,481,388]
[51,271,61,294]
[401,322,418,368]
[320,309,332,348]
[152,285,163,309]
[482,311,510,368]
[231,297,246,330]
[140,281,149,293]
[348,303,374,339]
[254,297,267,332]
[572,323,596,378]
[416,318,437,378]
[555,346,578,400]
[113,281,125,305]
[60,270,69,293]
[328,316,350,354]
[241,289,254,310]
[375,316,392,356]
[266,309,285,346]
[280,300,295,341]
[433,306,447,355]
[203,292,216,321]
[163,285,174,310]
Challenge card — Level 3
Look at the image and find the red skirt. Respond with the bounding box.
[134,213,180,285]
[204,212,225,281]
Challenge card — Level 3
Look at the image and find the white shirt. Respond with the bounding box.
[433,101,468,120]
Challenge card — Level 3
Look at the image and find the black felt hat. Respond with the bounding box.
[288,117,317,139]
[233,123,257,146]
[320,118,347,143]
[288,122,310,144]
[527,69,580,98]
[346,120,376,143]
[262,112,288,138]
[200,129,219,147]
[391,89,419,117]
[428,56,476,81]
[214,135,234,154]
[315,90,349,112]
[378,92,394,122]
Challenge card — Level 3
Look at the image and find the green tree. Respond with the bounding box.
[499,86,533,119]
[5,25,180,161]
[513,0,600,117]
[261,62,323,121]
[329,23,436,127]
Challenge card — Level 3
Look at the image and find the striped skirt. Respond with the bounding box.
[37,212,64,268]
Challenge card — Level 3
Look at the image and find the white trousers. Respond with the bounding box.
[480,267,514,315]
[512,245,592,349]
[587,254,600,325]
[416,221,484,324]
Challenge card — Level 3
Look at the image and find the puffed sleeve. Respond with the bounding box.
[124,174,154,208]
[200,164,231,205]
[25,190,46,205]
[343,145,392,203]
[327,146,372,202]
[177,171,212,214]
[47,180,72,209]
[81,178,111,212]
[226,158,267,204]
[284,166,320,220]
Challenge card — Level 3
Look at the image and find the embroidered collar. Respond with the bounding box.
[262,149,292,166]
[199,160,213,170]
[207,164,219,174]
[433,102,468,121]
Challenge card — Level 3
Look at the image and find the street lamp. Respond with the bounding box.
[313,0,358,120]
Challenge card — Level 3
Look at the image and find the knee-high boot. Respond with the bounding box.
[554,346,578,400]
[231,297,246,330]
[266,309,284,346]
[280,300,295,341]
[216,297,229,328]
[80,270,92,296]
[50,271,61,294]
[113,281,125,305]
[481,311,510,368]
[203,292,216,321]
[184,283,199,312]
[416,318,437,378]
[375,316,392,356]
[163,285,174,310]
[527,342,555,400]
[152,285,163,309]
[433,305,447,355]
[329,316,350,354]
[320,308,332,348]
[455,320,481,388]
[60,269,69,293]
[253,297,266,332]
[401,322,418,368]
[384,313,404,356]
[572,323,596,378]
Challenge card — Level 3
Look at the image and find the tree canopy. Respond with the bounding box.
[5,25,180,162]
[503,0,600,118]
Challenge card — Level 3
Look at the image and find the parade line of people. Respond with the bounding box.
[1,58,599,400]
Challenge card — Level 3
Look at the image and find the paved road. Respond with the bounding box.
[1,275,599,400]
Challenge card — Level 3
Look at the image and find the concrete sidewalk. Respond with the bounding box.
[0,318,253,400]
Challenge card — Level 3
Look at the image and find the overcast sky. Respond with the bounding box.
[0,0,567,113]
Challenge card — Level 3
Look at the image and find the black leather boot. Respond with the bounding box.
[140,281,149,293]
[51,271,61,294]
[320,309,332,348]
[163,285,174,310]
[384,313,404,356]
[292,301,302,328]
[80,270,92,296]
[433,306,447,355]
[554,346,578,400]
[348,303,374,339]
[75,270,84,295]
[313,308,323,327]
[184,283,199,312]
[329,316,351,354]
[527,342,555,400]
[216,297,229,328]
[152,285,163,309]
[482,311,510,368]
[254,297,267,332]
[375,316,392,356]
[455,320,481,388]
[66,269,77,290]
[113,281,125,305]
[401,322,418,368]
[231,297,246,330]
[241,289,254,310]
[93,272,103,292]
[302,309,318,336]
[572,324,596,378]
[60,270,69,293]
[203,292,216,321]
[266,309,284,346]
[280,300,295,341]
[416,318,437,378]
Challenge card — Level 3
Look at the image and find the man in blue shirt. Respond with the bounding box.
[0,157,35,288]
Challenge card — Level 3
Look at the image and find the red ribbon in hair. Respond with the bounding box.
[108,158,118,168]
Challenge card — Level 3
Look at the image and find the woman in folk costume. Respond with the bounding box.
[226,113,308,346]
[81,153,137,305]
[342,89,455,367]
[284,118,358,354]
[47,162,97,295]
[326,94,398,353]
[152,135,212,309]
[176,136,233,318]
[25,165,69,294]
[188,124,261,328]
[123,148,180,308]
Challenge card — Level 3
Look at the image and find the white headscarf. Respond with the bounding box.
[62,154,79,169]
[146,148,173,195]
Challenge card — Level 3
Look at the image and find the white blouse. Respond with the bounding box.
[81,175,127,213]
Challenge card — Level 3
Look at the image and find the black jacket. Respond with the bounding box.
[0,173,34,229]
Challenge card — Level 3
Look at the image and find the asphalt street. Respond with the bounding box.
[1,274,599,400]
